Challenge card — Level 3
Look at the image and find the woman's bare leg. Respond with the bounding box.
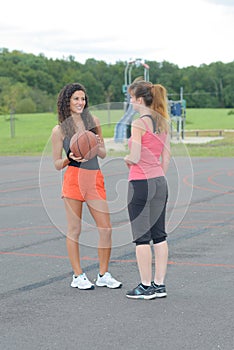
[64,198,83,276]
[153,240,168,285]
[87,199,112,275]
[135,244,152,286]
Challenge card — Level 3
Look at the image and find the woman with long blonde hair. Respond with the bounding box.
[124,81,171,299]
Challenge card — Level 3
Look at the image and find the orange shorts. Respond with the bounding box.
[62,166,106,202]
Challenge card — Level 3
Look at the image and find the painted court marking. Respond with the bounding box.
[0,251,234,269]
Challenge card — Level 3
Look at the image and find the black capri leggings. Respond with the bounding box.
[127,176,168,245]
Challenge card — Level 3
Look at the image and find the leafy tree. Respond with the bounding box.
[16,98,36,113]
[0,48,233,113]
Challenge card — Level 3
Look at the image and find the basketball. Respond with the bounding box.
[70,131,98,160]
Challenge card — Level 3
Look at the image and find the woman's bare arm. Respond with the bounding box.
[51,125,70,170]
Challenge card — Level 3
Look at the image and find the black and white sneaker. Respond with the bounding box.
[151,282,167,298]
[126,284,157,300]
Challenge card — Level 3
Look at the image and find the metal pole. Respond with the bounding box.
[180,86,183,100]
[128,63,134,85]
[142,63,150,81]
[180,87,185,139]
[124,63,129,87]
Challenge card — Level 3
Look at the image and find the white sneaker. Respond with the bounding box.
[96,272,122,289]
[71,273,94,290]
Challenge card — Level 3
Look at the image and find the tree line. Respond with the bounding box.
[0,48,233,114]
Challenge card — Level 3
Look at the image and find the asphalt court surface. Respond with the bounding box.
[0,155,234,350]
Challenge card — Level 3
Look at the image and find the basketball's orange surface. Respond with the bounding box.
[70,131,98,160]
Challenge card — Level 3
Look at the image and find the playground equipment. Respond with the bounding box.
[114,59,150,142]
[114,59,186,142]
[168,87,186,140]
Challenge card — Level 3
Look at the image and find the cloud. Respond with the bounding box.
[1,0,234,67]
[204,0,234,5]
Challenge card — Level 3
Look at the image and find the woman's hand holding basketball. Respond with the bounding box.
[68,152,88,162]
[96,135,104,147]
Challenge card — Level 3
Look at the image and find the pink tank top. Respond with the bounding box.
[128,119,167,181]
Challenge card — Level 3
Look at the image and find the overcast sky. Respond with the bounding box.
[1,0,233,67]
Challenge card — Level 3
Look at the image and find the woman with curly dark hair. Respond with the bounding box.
[51,83,122,290]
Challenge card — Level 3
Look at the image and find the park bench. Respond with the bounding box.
[185,129,224,137]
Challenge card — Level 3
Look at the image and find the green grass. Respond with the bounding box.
[0,109,233,156]
[171,132,234,157]
[184,108,234,130]
[0,113,57,155]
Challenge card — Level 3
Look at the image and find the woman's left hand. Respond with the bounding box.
[124,155,133,167]
[96,134,104,147]
[69,152,88,162]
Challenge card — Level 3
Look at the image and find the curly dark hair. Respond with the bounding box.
[57,83,97,138]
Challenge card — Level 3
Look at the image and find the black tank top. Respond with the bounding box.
[63,136,100,170]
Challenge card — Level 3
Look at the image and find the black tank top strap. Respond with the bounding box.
[140,114,156,133]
